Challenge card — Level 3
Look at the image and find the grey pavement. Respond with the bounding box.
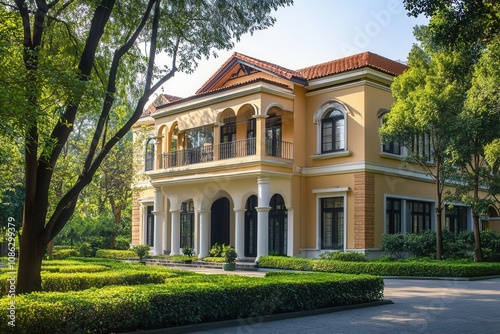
[175,268,500,334]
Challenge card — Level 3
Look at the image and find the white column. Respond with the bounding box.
[153,188,164,256]
[170,209,181,255]
[198,210,210,259]
[234,208,245,260]
[256,177,271,263]
[287,207,294,257]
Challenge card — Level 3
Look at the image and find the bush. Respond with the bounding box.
[115,237,130,250]
[132,244,150,261]
[319,251,367,262]
[480,230,500,262]
[96,249,136,259]
[201,257,225,262]
[182,245,194,257]
[0,272,383,333]
[259,256,500,277]
[222,245,237,263]
[78,242,96,257]
[209,242,224,257]
[41,265,108,273]
[381,233,407,259]
[52,249,79,259]
[406,230,436,258]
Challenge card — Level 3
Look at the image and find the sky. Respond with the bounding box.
[159,0,428,98]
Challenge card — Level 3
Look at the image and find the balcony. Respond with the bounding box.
[158,138,293,169]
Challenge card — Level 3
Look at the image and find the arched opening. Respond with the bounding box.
[211,197,231,246]
[238,105,256,156]
[244,195,258,257]
[265,107,283,157]
[268,194,287,256]
[219,109,236,159]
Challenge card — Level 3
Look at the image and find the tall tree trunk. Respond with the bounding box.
[435,156,443,260]
[473,174,484,262]
[16,214,46,294]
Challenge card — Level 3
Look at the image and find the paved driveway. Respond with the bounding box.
[187,277,500,334]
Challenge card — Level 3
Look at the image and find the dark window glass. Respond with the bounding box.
[386,198,402,234]
[146,206,154,247]
[180,200,194,248]
[321,197,344,249]
[321,109,344,153]
[408,200,432,233]
[145,138,155,171]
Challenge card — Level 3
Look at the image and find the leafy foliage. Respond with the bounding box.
[0,268,382,333]
[319,251,367,262]
[132,244,151,261]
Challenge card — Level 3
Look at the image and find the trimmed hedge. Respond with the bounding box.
[258,256,500,277]
[52,249,80,259]
[0,272,383,333]
[41,265,109,273]
[0,269,190,296]
[95,249,136,259]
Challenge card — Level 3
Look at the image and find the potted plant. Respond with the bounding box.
[132,244,150,263]
[222,245,237,271]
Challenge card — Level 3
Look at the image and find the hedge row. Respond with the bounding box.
[95,249,136,259]
[0,269,186,296]
[41,265,109,273]
[258,256,500,277]
[0,272,383,333]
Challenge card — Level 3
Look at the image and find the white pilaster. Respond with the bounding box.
[170,209,181,255]
[198,210,210,259]
[153,188,164,256]
[256,177,271,262]
[234,208,246,259]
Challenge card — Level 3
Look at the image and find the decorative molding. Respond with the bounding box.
[312,187,351,194]
[310,151,352,160]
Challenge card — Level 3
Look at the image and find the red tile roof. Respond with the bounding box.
[298,52,407,80]
[142,94,183,117]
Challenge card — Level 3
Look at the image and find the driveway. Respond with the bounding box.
[186,277,500,334]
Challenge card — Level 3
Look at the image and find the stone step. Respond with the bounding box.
[143,258,258,271]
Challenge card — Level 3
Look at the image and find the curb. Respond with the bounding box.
[121,300,393,334]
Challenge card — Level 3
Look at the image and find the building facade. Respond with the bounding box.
[131,51,500,260]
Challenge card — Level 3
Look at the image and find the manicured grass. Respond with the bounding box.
[0,258,384,333]
[258,256,500,277]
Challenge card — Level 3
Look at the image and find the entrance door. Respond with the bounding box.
[268,194,287,256]
[244,195,258,257]
[211,197,231,246]
[220,117,236,159]
[266,116,282,157]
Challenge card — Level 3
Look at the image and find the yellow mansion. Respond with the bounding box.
[131,51,500,260]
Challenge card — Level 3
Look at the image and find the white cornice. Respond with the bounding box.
[300,161,433,182]
[306,68,394,93]
[152,83,295,119]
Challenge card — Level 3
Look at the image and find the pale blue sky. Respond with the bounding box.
[160,0,428,98]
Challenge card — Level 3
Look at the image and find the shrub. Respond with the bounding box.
[480,230,500,262]
[182,246,194,257]
[115,237,130,250]
[96,249,136,259]
[0,272,383,333]
[319,251,367,262]
[259,256,500,277]
[52,249,79,259]
[201,257,225,262]
[406,230,436,258]
[381,233,406,259]
[78,242,96,257]
[209,242,224,257]
[132,244,150,261]
[41,265,108,273]
[222,245,238,263]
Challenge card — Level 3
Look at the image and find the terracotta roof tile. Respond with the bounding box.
[141,94,183,117]
[298,52,407,80]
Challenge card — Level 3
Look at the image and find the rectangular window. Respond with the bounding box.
[146,206,154,247]
[180,201,195,248]
[411,132,432,162]
[386,198,402,234]
[383,141,401,155]
[408,200,432,233]
[321,197,344,250]
[445,206,468,233]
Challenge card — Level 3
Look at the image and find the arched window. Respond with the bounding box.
[144,138,155,171]
[321,108,345,153]
[269,194,287,256]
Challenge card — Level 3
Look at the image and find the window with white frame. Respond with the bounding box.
[379,110,402,156]
[320,197,344,250]
[314,101,348,155]
[384,197,435,234]
[145,205,154,246]
[411,132,432,163]
[445,205,468,234]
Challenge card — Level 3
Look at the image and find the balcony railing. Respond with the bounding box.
[158,138,292,169]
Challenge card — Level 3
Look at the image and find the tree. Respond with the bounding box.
[450,38,500,262]
[380,46,466,260]
[1,0,293,294]
[400,0,500,261]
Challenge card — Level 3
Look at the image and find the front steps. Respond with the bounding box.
[144,258,258,271]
